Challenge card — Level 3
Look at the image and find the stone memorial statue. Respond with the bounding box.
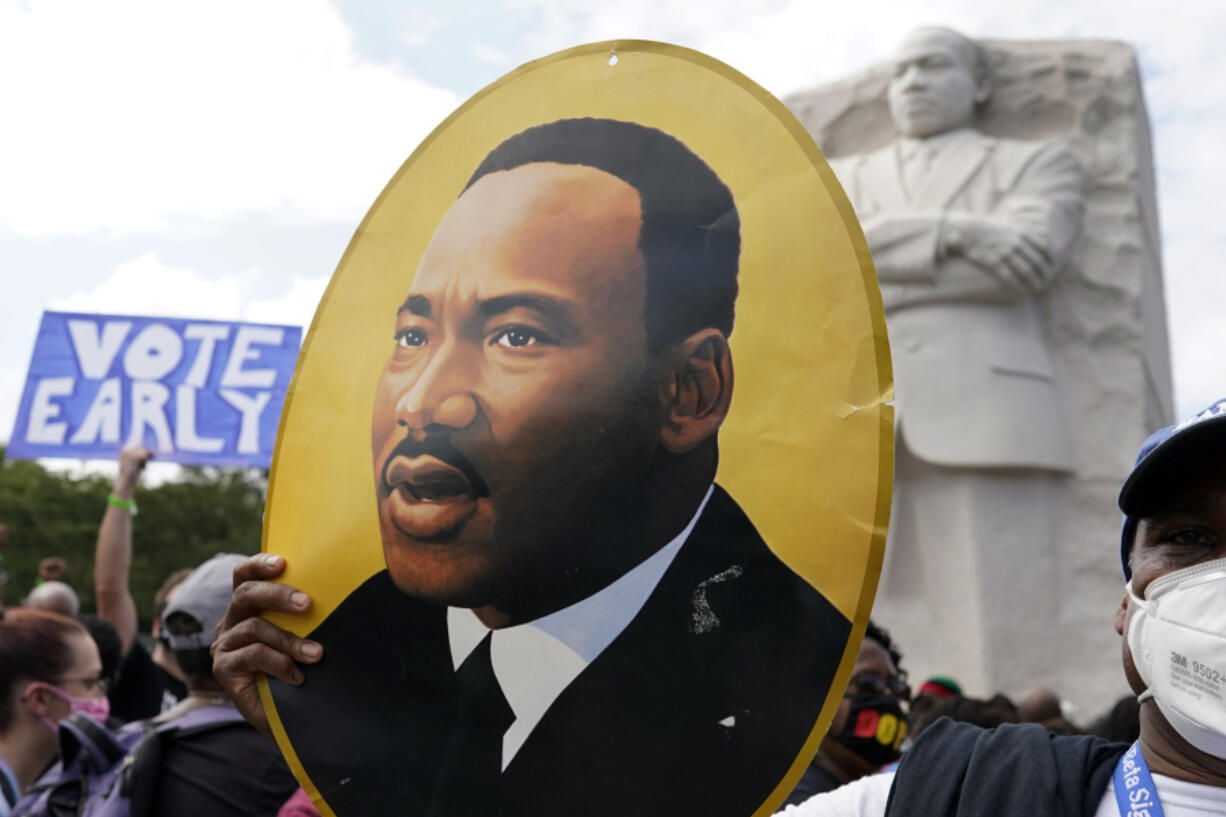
[789,27,1174,710]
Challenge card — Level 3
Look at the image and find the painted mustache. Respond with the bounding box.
[380,434,489,500]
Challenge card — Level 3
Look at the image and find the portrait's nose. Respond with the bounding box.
[395,342,479,433]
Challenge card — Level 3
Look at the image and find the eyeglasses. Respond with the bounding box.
[848,670,911,702]
[53,676,110,695]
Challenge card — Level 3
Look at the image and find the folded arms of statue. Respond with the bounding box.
[860,144,1084,312]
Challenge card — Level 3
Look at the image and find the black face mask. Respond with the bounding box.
[834,693,907,766]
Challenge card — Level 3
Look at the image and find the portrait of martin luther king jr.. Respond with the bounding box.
[242,118,851,817]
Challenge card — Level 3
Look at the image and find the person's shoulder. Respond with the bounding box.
[309,569,442,641]
[118,637,154,669]
[831,142,895,177]
[296,569,451,696]
[322,569,403,615]
[690,486,808,584]
[890,719,1127,814]
[687,485,849,634]
[904,718,1118,759]
[699,487,835,581]
[108,640,165,721]
[985,135,1080,177]
[155,710,297,816]
[163,708,292,781]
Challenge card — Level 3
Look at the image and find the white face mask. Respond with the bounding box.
[1126,557,1226,759]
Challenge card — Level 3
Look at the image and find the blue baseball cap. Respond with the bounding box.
[1118,398,1226,580]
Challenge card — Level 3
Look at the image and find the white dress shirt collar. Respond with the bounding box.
[898,126,977,164]
[447,484,715,770]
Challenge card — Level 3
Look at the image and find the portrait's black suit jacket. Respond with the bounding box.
[270,486,850,817]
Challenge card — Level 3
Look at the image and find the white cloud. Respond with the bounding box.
[48,251,326,330]
[396,7,458,48]
[0,370,22,447]
[244,276,331,329]
[0,0,461,237]
[472,42,512,66]
[50,252,245,320]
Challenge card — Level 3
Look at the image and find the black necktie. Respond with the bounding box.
[427,632,516,817]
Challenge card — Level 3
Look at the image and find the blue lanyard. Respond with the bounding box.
[1113,741,1165,817]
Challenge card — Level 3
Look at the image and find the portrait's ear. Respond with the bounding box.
[659,328,733,454]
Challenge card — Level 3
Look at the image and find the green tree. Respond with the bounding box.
[0,446,265,627]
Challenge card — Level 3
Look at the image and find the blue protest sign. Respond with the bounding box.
[7,311,302,467]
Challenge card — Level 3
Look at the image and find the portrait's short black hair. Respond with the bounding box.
[465,117,741,349]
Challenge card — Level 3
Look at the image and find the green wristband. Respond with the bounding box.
[107,494,138,516]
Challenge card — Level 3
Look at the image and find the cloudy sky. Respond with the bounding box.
[2,0,1223,462]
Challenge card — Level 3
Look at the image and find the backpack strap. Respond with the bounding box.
[60,714,126,770]
[0,764,17,811]
[14,718,143,817]
[121,727,164,817]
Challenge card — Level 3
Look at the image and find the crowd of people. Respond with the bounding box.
[776,622,1143,811]
[771,399,1226,816]
[0,446,299,817]
[4,399,1226,817]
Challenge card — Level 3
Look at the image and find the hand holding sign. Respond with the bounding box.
[211,553,322,739]
[115,445,153,498]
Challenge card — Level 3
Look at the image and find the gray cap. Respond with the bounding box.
[161,553,246,650]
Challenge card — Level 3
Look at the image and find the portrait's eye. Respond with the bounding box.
[491,326,552,349]
[395,328,428,348]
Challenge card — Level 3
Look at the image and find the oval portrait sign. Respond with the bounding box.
[260,39,893,817]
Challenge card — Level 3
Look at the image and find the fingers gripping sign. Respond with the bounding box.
[211,554,322,738]
[116,444,154,491]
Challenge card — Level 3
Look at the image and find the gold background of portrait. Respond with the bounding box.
[259,40,893,817]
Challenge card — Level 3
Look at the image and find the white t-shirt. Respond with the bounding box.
[774,772,893,817]
[1094,775,1226,817]
[776,770,1226,817]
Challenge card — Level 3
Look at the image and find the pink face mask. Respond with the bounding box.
[32,682,111,730]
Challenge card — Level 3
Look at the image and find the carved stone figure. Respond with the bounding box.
[790,27,1174,709]
[838,27,1083,470]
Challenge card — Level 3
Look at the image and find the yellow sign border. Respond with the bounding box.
[260,38,893,817]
